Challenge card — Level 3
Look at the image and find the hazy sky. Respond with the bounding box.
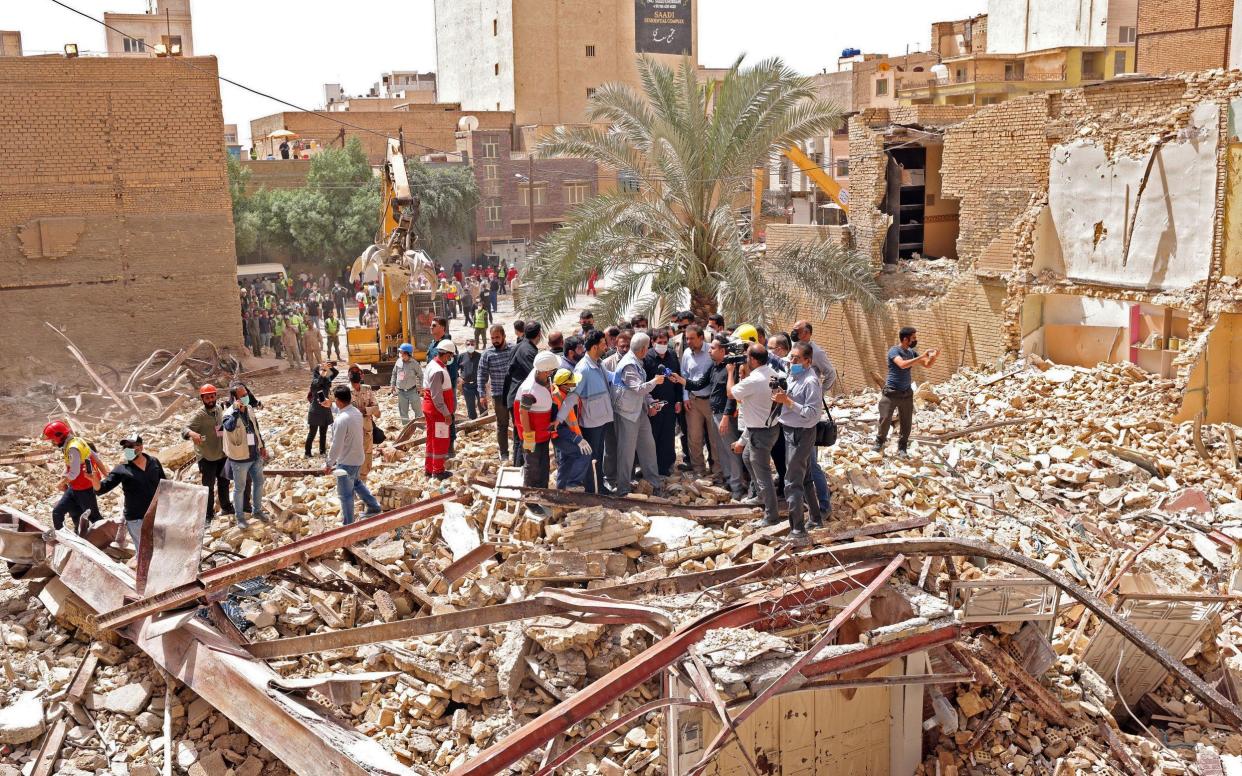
[9,0,985,146]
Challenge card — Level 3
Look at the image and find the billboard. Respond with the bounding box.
[635,0,693,55]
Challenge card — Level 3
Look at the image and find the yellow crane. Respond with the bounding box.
[347,138,442,380]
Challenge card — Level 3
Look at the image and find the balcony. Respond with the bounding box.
[1081,70,1105,81]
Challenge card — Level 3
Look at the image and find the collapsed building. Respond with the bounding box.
[778,71,1242,431]
[1,72,1242,776]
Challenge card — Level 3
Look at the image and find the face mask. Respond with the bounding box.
[444,356,455,366]
[654,344,668,356]
[349,372,362,383]
[790,364,806,377]
[123,448,138,462]
[240,395,251,406]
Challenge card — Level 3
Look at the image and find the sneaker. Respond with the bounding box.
[498,452,510,462]
[872,441,884,453]
[787,529,810,546]
[363,509,383,518]
[740,496,760,506]
[235,515,250,529]
[806,519,825,531]
[761,516,783,527]
[252,512,272,524]
[897,447,910,458]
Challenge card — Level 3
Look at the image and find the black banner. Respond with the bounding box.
[635,0,692,55]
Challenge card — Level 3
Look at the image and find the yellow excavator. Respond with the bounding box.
[782,144,850,216]
[347,138,442,382]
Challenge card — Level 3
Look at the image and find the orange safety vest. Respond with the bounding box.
[550,390,581,439]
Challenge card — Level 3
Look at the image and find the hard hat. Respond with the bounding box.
[399,343,414,355]
[435,339,457,355]
[43,420,71,444]
[199,384,218,397]
[553,368,579,387]
[534,351,561,372]
[733,324,759,343]
[119,430,143,447]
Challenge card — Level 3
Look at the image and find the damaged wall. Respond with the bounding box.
[0,56,243,375]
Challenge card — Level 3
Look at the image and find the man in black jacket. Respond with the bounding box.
[504,321,541,466]
[680,335,746,499]
[95,431,166,551]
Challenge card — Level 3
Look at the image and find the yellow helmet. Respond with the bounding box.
[733,323,759,343]
[553,368,579,387]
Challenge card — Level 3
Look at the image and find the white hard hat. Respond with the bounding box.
[534,350,561,372]
[436,339,457,355]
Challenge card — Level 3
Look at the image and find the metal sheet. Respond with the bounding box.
[137,480,207,596]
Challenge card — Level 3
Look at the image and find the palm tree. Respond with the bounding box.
[518,55,881,327]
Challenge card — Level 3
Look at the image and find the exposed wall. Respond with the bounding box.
[434,0,515,113]
[987,0,1111,51]
[0,56,242,376]
[1136,0,1234,74]
[239,159,312,190]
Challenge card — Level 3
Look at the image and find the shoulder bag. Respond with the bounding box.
[814,395,837,447]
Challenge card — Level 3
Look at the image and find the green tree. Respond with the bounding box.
[520,56,880,326]
[405,161,480,257]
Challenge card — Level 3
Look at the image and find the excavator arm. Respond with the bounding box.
[783,143,850,217]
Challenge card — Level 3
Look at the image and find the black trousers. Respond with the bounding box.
[650,405,678,476]
[523,439,550,489]
[198,457,234,517]
[306,422,329,455]
[876,388,915,449]
[52,488,101,532]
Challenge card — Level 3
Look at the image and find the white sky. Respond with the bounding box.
[7,0,985,147]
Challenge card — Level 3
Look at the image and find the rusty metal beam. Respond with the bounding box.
[450,561,887,776]
[4,506,416,776]
[799,624,962,679]
[94,492,460,631]
[802,536,1242,730]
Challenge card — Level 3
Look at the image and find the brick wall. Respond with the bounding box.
[0,56,242,378]
[250,107,515,166]
[1136,0,1233,74]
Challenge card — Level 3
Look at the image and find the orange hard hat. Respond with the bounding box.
[43,420,71,444]
[199,384,218,397]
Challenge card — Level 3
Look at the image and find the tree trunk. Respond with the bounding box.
[688,288,717,323]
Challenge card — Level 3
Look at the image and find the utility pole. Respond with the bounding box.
[528,150,535,250]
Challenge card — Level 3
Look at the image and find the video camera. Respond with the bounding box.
[723,340,749,366]
[768,375,787,392]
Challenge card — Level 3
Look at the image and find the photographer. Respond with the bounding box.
[685,334,746,500]
[306,361,338,458]
[875,326,940,457]
[726,343,780,526]
[773,343,827,545]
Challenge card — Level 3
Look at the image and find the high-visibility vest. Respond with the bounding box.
[326,318,340,335]
[63,437,96,491]
[550,390,581,439]
[474,308,488,329]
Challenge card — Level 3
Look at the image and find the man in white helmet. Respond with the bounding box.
[422,340,457,480]
[516,349,561,489]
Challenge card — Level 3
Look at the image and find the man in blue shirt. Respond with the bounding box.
[874,326,939,457]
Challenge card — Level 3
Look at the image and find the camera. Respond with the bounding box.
[723,340,749,366]
[769,376,787,392]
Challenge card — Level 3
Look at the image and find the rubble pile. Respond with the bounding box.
[2,352,1241,775]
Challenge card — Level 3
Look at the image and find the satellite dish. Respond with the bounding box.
[458,116,480,132]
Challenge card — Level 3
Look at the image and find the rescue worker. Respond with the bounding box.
[95,431,167,550]
[550,369,592,490]
[302,322,324,369]
[281,316,302,369]
[516,350,561,489]
[324,313,342,360]
[422,340,457,479]
[472,303,491,349]
[270,314,285,359]
[390,343,424,426]
[221,382,271,528]
[348,365,380,477]
[181,384,233,520]
[45,420,104,535]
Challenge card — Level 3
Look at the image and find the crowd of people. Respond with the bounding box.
[238,272,354,367]
[48,260,935,549]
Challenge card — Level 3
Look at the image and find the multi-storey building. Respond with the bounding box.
[104,0,193,57]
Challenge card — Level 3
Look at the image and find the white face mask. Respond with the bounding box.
[653,344,669,356]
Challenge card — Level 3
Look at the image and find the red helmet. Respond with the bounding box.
[199,384,218,397]
[43,420,71,444]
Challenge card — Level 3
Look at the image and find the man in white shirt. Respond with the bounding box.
[323,386,382,525]
[727,344,780,525]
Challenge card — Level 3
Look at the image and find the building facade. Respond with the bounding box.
[456,127,597,263]
[986,0,1137,52]
[0,55,241,376]
[434,0,698,126]
[325,71,438,112]
[104,0,193,57]
[1135,0,1237,73]
[0,31,21,57]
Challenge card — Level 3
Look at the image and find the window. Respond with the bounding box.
[835,158,849,178]
[122,37,145,53]
[586,87,597,98]
[981,95,1001,105]
[161,34,182,53]
[954,67,968,83]
[585,45,596,57]
[482,163,499,181]
[485,198,503,227]
[481,141,499,159]
[1004,60,1025,80]
[619,170,640,193]
[518,184,547,207]
[1114,51,1128,75]
[565,182,590,205]
[1119,25,1136,44]
[875,78,888,96]
[494,63,500,76]
[493,18,498,36]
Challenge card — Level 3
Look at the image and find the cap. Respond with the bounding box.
[399,343,414,355]
[120,430,143,447]
[534,350,561,372]
[435,339,457,355]
[553,368,579,387]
